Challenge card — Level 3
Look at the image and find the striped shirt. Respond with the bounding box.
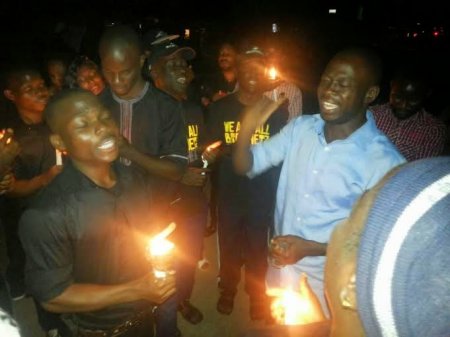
[264,82,303,121]
[371,103,448,161]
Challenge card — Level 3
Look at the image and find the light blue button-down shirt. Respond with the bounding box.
[249,111,405,307]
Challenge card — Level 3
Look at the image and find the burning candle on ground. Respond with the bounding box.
[148,222,176,279]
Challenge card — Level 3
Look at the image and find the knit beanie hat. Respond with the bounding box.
[356,157,450,337]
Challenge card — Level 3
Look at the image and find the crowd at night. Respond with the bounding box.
[0,1,449,337]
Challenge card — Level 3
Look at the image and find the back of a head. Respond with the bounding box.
[98,24,143,57]
[357,157,450,337]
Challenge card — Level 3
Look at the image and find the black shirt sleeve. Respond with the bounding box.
[19,207,74,303]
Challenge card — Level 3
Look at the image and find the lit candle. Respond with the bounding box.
[201,140,222,174]
[55,149,63,166]
[266,274,325,326]
[148,222,176,279]
[268,66,278,80]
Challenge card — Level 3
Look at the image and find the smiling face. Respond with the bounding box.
[153,53,190,98]
[77,64,106,96]
[51,92,119,166]
[100,44,145,99]
[237,56,266,95]
[317,53,379,128]
[5,71,49,115]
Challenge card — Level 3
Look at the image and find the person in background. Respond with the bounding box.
[0,129,20,316]
[147,35,216,330]
[45,56,69,96]
[263,45,303,121]
[206,46,287,320]
[2,65,65,336]
[19,89,176,337]
[371,65,448,161]
[98,25,187,188]
[233,47,405,313]
[65,55,106,96]
[201,42,239,107]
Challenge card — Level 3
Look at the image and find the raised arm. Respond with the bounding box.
[233,97,286,175]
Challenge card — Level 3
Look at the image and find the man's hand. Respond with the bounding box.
[0,129,20,175]
[180,167,209,186]
[134,272,176,305]
[42,165,63,187]
[0,173,15,195]
[241,96,287,131]
[201,140,222,166]
[269,235,327,266]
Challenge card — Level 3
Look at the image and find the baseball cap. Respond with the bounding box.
[142,29,179,47]
[147,41,196,68]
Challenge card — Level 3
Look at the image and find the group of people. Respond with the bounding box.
[0,22,448,337]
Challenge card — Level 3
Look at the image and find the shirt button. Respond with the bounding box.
[324,146,330,152]
[304,194,310,198]
[313,170,318,174]
[296,217,301,221]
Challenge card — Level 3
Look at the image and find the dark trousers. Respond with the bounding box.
[217,201,269,299]
[0,273,12,315]
[174,200,208,301]
[2,209,25,296]
[154,295,178,337]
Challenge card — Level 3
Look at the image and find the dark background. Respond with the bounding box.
[0,0,449,114]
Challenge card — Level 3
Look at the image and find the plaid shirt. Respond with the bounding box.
[371,103,448,161]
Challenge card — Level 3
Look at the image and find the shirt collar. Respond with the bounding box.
[111,82,150,104]
[314,110,378,146]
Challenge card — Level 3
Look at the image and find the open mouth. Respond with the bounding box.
[97,137,117,151]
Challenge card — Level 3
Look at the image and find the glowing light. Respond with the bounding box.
[56,149,63,166]
[267,287,315,325]
[329,9,337,14]
[184,29,190,39]
[148,223,176,278]
[268,66,278,80]
[433,31,439,37]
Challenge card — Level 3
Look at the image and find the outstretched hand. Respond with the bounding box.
[269,235,326,266]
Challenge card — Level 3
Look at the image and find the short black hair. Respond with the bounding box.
[44,88,92,132]
[0,64,41,91]
[98,24,143,57]
[334,47,383,85]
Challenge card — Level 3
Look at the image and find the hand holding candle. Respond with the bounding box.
[267,274,326,325]
[201,140,222,169]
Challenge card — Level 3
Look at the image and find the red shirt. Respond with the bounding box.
[371,103,448,161]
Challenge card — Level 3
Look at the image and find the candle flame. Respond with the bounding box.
[206,140,222,152]
[148,222,176,257]
[268,67,278,80]
[267,287,316,325]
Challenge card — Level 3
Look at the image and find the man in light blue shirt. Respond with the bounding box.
[233,47,406,312]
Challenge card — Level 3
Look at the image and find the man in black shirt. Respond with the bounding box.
[147,38,214,327]
[206,46,287,320]
[19,89,176,337]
